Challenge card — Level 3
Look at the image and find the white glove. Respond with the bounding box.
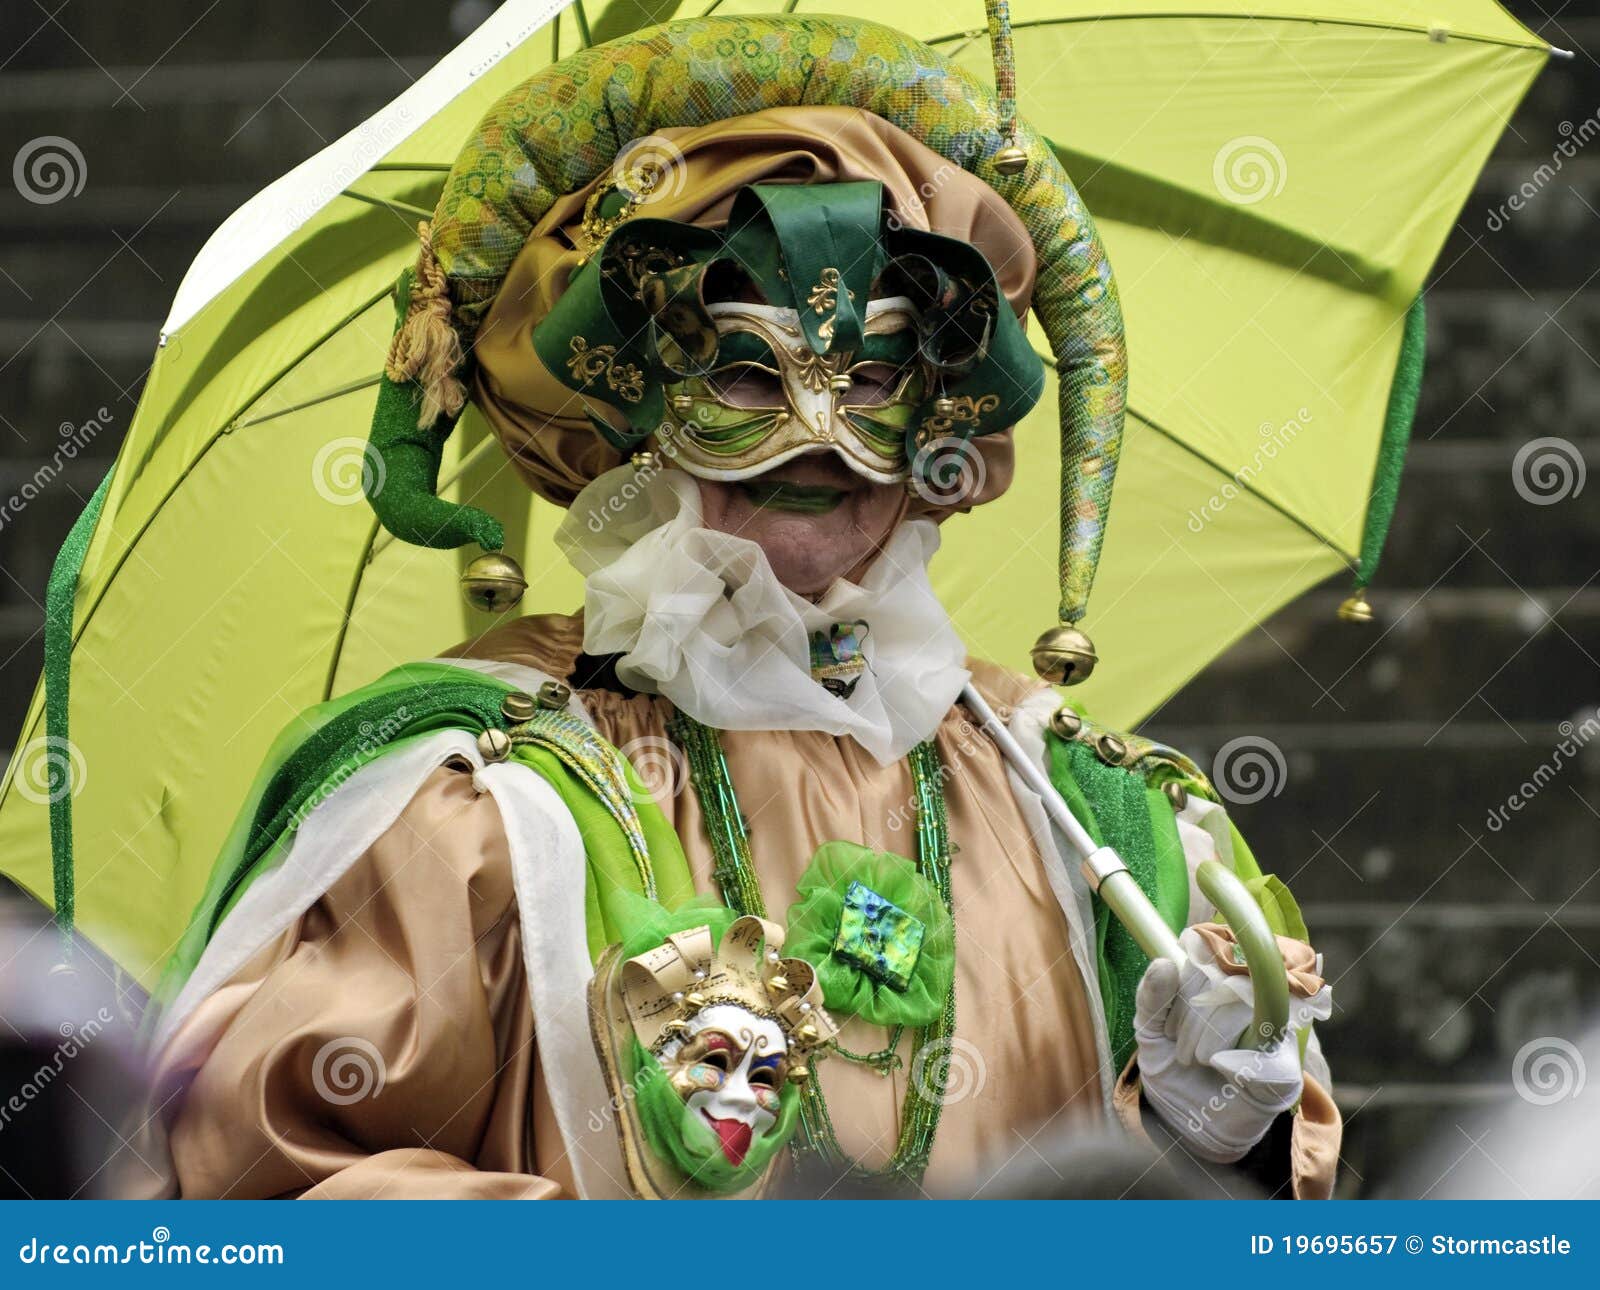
[1134,925,1332,1163]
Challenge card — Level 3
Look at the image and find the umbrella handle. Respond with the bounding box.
[956,682,1291,1051]
[1095,856,1291,1053]
[1194,858,1292,1052]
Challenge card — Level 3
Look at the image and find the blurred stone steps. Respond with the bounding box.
[0,0,470,73]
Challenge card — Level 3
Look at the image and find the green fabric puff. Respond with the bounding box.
[785,841,954,1028]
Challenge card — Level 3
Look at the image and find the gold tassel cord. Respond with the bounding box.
[384,220,467,427]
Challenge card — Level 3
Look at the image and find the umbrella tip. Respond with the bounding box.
[1550,46,1577,61]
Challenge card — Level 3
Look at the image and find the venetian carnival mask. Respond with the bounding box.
[662,298,925,484]
[655,1002,788,1165]
[530,180,1045,495]
[588,911,839,1198]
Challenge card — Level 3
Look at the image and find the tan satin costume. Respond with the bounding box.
[141,613,1340,1198]
[145,615,1113,1199]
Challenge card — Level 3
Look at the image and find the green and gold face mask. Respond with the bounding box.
[664,296,926,483]
[529,179,1044,491]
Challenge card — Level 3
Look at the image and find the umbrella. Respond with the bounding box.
[0,0,1554,983]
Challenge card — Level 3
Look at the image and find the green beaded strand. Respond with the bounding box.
[667,713,958,1187]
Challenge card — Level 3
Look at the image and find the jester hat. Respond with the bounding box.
[364,13,1126,681]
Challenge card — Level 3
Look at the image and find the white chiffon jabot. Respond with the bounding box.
[555,467,968,764]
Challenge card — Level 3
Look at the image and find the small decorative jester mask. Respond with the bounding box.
[589,908,839,1198]
[656,1002,788,1166]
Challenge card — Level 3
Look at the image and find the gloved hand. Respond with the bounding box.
[1134,924,1332,1163]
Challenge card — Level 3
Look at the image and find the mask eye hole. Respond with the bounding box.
[697,1048,734,1073]
[705,363,784,409]
[748,1064,780,1089]
[844,362,909,406]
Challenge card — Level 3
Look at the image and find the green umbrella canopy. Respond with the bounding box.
[0,1,1552,982]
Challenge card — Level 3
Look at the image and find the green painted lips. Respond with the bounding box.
[738,479,850,514]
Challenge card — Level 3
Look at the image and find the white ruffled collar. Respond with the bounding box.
[555,467,969,765]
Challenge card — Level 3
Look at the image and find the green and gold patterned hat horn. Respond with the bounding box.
[365,12,1126,682]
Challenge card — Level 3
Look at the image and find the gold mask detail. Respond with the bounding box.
[661,298,925,484]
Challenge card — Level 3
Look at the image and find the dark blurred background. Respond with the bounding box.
[0,2,1595,1197]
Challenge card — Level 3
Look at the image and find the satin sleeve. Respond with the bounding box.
[148,762,563,1200]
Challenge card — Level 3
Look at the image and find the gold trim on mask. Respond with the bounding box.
[663,297,923,484]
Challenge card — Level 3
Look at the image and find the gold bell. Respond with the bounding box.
[796,1022,820,1046]
[631,450,658,471]
[476,728,512,763]
[1030,624,1098,685]
[460,551,527,614]
[787,1064,811,1086]
[537,680,572,711]
[1162,779,1190,812]
[1337,592,1374,623]
[1094,731,1129,767]
[1049,706,1083,738]
[993,144,1029,176]
[766,974,791,995]
[501,691,536,723]
[683,991,708,1011]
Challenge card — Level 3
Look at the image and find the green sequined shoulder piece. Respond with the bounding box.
[1047,704,1215,800]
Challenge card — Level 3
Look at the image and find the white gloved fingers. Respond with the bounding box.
[1135,957,1182,1040]
[1166,958,1212,1050]
[1210,1042,1304,1118]
[1181,995,1254,1068]
[1134,958,1182,1078]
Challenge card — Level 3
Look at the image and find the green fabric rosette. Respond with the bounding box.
[785,841,954,1029]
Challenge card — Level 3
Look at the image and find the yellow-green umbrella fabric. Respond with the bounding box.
[0,1,1551,983]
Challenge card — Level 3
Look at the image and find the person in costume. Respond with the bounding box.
[128,13,1339,1200]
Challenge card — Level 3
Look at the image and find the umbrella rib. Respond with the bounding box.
[60,284,399,656]
[1037,355,1355,565]
[324,517,383,702]
[1135,405,1356,566]
[340,189,434,222]
[232,376,382,431]
[921,14,1549,55]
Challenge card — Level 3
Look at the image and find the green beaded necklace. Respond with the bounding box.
[667,712,958,1187]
